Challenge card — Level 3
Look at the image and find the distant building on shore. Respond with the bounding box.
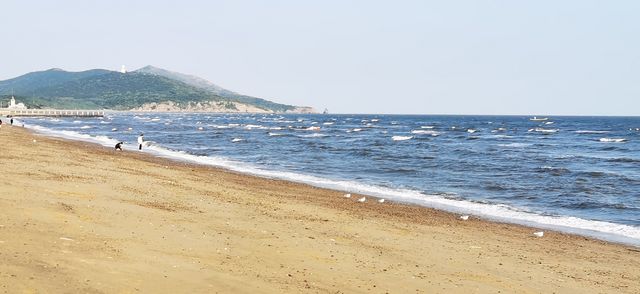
[5,96,27,110]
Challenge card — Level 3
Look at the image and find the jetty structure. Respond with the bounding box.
[0,96,104,117]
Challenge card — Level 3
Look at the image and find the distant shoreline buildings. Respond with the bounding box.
[3,96,27,110]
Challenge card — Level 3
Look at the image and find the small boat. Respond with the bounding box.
[530,116,549,121]
[322,108,329,115]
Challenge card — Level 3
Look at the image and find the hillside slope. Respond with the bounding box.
[135,66,299,112]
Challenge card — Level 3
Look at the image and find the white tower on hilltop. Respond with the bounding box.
[120,65,127,74]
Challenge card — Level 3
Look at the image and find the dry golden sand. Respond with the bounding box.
[0,126,639,293]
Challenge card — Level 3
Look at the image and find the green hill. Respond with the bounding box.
[0,68,110,96]
[0,67,311,112]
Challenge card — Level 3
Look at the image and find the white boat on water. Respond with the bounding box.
[530,116,549,121]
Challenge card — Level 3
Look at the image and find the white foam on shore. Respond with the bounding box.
[23,122,640,247]
[26,124,120,147]
[146,142,640,246]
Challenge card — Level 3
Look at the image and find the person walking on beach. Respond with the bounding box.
[138,133,144,150]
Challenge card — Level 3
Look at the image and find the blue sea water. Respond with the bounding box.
[19,113,640,245]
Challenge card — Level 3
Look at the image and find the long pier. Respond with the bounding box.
[0,109,105,117]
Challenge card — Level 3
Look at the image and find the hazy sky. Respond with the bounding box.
[2,0,639,115]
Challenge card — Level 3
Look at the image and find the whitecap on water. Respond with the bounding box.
[411,130,440,136]
[575,130,610,134]
[392,136,413,141]
[299,133,327,138]
[599,138,626,143]
[529,128,558,133]
[244,124,265,130]
[497,143,531,148]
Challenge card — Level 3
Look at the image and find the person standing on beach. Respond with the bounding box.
[10,118,13,125]
[138,133,144,150]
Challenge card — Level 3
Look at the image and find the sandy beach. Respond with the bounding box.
[0,125,638,293]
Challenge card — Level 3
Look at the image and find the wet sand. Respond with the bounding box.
[0,126,639,293]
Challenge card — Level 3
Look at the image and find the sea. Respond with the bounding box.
[17,113,640,246]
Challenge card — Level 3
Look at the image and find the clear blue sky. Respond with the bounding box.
[2,0,639,115]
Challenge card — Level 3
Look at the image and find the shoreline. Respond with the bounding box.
[1,125,639,292]
[21,119,640,247]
